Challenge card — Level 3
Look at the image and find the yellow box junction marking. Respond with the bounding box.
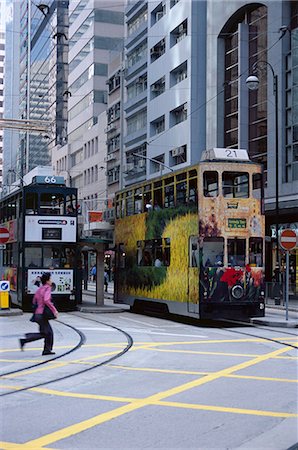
[0,345,296,450]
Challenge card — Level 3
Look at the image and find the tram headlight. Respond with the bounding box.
[231,285,244,300]
[70,294,75,300]
[259,303,265,309]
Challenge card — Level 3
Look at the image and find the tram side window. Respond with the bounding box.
[176,181,187,205]
[252,173,263,199]
[164,185,174,208]
[43,247,61,268]
[66,195,76,215]
[203,171,218,197]
[126,191,134,216]
[188,177,198,204]
[40,193,65,215]
[223,172,249,198]
[134,189,143,214]
[25,247,42,267]
[190,236,200,267]
[137,238,170,266]
[3,244,13,266]
[25,193,38,214]
[249,237,263,267]
[227,238,246,267]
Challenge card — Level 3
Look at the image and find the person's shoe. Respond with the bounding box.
[42,350,55,355]
[19,339,25,351]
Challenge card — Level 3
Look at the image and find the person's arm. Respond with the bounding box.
[44,286,58,317]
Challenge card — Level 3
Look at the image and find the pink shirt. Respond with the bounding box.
[33,284,58,316]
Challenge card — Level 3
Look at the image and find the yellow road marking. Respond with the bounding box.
[0,442,55,449]
[153,400,297,417]
[20,345,295,448]
[109,364,298,382]
[33,387,138,403]
[142,347,297,359]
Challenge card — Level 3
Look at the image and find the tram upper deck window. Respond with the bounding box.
[203,171,218,197]
[66,195,77,215]
[252,173,263,199]
[134,189,142,214]
[40,193,65,215]
[223,172,249,198]
[25,193,38,214]
[176,180,187,205]
[126,191,134,216]
[227,238,246,267]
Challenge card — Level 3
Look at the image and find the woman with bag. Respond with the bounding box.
[19,272,58,355]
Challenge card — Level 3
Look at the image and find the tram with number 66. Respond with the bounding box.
[114,148,265,320]
[0,168,81,311]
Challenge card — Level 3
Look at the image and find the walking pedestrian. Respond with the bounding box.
[104,271,109,292]
[19,272,58,355]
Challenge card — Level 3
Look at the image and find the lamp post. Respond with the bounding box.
[246,61,279,277]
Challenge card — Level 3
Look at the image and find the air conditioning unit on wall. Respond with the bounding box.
[172,146,184,157]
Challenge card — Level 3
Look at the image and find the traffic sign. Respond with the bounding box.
[280,229,297,251]
[0,280,10,292]
[0,227,9,244]
[0,244,6,250]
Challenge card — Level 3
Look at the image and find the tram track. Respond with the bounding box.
[0,314,134,397]
[218,318,298,350]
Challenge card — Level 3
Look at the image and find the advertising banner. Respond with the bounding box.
[25,216,76,242]
[27,269,73,294]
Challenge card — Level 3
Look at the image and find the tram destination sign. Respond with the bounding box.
[227,218,247,229]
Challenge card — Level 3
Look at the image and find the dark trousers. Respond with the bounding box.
[24,314,54,352]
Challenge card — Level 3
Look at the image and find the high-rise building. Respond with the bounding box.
[2,1,20,190]
[52,0,125,239]
[18,0,69,175]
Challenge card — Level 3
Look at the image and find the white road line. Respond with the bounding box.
[118,315,161,327]
[78,327,207,338]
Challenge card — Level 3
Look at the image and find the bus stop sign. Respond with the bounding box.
[0,227,9,244]
[280,229,297,251]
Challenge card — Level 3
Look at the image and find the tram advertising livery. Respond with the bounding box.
[114,148,265,320]
[0,170,80,311]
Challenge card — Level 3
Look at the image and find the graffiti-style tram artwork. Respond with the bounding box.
[114,148,265,320]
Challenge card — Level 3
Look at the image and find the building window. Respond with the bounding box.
[127,75,147,100]
[150,115,165,136]
[150,76,165,99]
[127,8,148,36]
[151,2,166,26]
[170,103,187,127]
[170,145,186,166]
[170,61,187,87]
[107,102,120,123]
[150,38,165,62]
[170,20,187,47]
[127,109,147,135]
[127,41,147,68]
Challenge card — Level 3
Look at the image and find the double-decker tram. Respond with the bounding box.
[114,148,265,320]
[0,170,80,311]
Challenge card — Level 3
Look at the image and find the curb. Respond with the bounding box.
[251,318,298,328]
[78,306,129,313]
[0,308,23,317]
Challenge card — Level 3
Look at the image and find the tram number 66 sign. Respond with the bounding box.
[279,229,297,251]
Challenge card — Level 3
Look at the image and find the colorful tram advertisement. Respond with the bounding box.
[0,170,80,311]
[114,148,265,320]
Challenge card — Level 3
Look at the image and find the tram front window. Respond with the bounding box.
[25,247,42,267]
[228,238,246,267]
[40,193,65,215]
[223,172,249,198]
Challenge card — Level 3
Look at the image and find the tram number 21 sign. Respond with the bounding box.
[279,229,297,251]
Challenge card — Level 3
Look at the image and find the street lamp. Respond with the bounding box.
[246,61,279,276]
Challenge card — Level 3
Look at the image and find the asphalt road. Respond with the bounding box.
[0,311,297,450]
